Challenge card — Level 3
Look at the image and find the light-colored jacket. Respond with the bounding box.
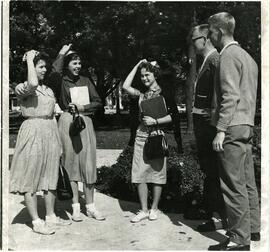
[212,43,258,131]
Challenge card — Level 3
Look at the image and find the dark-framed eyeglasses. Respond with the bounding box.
[191,36,206,43]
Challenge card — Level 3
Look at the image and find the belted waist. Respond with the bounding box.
[25,115,54,120]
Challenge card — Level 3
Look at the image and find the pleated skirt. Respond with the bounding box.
[10,118,62,194]
[58,112,97,184]
[131,128,167,184]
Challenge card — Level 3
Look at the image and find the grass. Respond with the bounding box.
[9,128,191,149]
[9,113,190,149]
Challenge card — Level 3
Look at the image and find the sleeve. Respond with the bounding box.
[15,81,37,98]
[216,54,241,131]
[58,84,70,111]
[163,90,180,124]
[47,54,65,102]
[52,54,65,74]
[163,90,182,149]
[83,78,103,113]
[208,55,219,108]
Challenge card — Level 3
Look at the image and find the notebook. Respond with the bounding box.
[70,86,90,105]
[140,95,168,119]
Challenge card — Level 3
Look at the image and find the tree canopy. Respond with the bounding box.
[9,1,261,104]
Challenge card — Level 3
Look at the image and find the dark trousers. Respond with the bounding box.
[218,125,260,245]
[193,114,225,219]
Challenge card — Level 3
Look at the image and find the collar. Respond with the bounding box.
[144,85,161,99]
[198,48,217,74]
[220,41,239,55]
[149,84,161,92]
[63,74,80,82]
[204,48,217,62]
[36,84,53,97]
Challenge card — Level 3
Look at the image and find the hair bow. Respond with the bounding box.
[150,61,157,66]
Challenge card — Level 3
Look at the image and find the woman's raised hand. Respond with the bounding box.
[22,50,39,62]
[59,44,72,55]
[137,59,147,66]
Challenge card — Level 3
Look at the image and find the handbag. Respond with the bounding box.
[144,130,169,160]
[57,161,73,201]
[69,105,86,136]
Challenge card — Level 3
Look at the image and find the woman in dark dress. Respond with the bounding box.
[52,44,105,222]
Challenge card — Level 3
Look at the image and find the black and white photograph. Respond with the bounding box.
[1,0,269,251]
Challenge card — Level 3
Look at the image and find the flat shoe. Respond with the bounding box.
[208,239,250,251]
[197,220,216,232]
[130,211,149,223]
[72,215,83,222]
[33,220,55,235]
[87,209,106,221]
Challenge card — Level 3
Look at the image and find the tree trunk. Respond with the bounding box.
[115,83,120,115]
[185,45,196,133]
[95,68,106,117]
[185,9,197,134]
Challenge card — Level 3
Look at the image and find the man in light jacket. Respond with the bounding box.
[207,12,260,251]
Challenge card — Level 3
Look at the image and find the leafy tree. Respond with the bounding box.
[9,1,261,124]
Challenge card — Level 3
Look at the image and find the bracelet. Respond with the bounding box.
[155,119,159,125]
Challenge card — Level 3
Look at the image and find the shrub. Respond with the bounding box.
[96,125,261,213]
[96,145,205,213]
[96,146,137,202]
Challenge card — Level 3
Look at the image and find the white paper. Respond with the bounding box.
[70,86,90,105]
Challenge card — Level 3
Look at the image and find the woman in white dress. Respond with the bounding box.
[10,50,71,235]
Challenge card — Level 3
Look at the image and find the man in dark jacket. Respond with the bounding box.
[191,24,226,232]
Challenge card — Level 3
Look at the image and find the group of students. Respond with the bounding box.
[10,11,260,251]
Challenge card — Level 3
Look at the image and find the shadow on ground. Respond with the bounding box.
[117,197,227,245]
[166,213,227,244]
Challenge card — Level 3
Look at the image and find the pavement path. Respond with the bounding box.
[8,149,263,251]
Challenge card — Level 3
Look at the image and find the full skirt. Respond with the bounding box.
[58,112,97,184]
[10,118,62,193]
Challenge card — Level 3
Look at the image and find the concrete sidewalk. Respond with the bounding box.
[8,149,262,250]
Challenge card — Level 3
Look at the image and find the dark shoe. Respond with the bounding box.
[208,239,230,250]
[226,245,250,251]
[197,220,216,232]
[208,239,250,251]
[251,232,260,241]
[226,232,260,241]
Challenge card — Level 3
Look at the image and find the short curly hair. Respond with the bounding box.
[138,61,161,80]
[63,52,81,70]
[33,52,49,66]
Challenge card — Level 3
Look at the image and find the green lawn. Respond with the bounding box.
[9,128,192,150]
[9,113,190,149]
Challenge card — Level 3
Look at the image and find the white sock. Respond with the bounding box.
[86,203,95,211]
[72,203,80,208]
[32,218,43,225]
[45,213,56,221]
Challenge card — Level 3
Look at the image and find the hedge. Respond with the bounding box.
[96,126,261,215]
